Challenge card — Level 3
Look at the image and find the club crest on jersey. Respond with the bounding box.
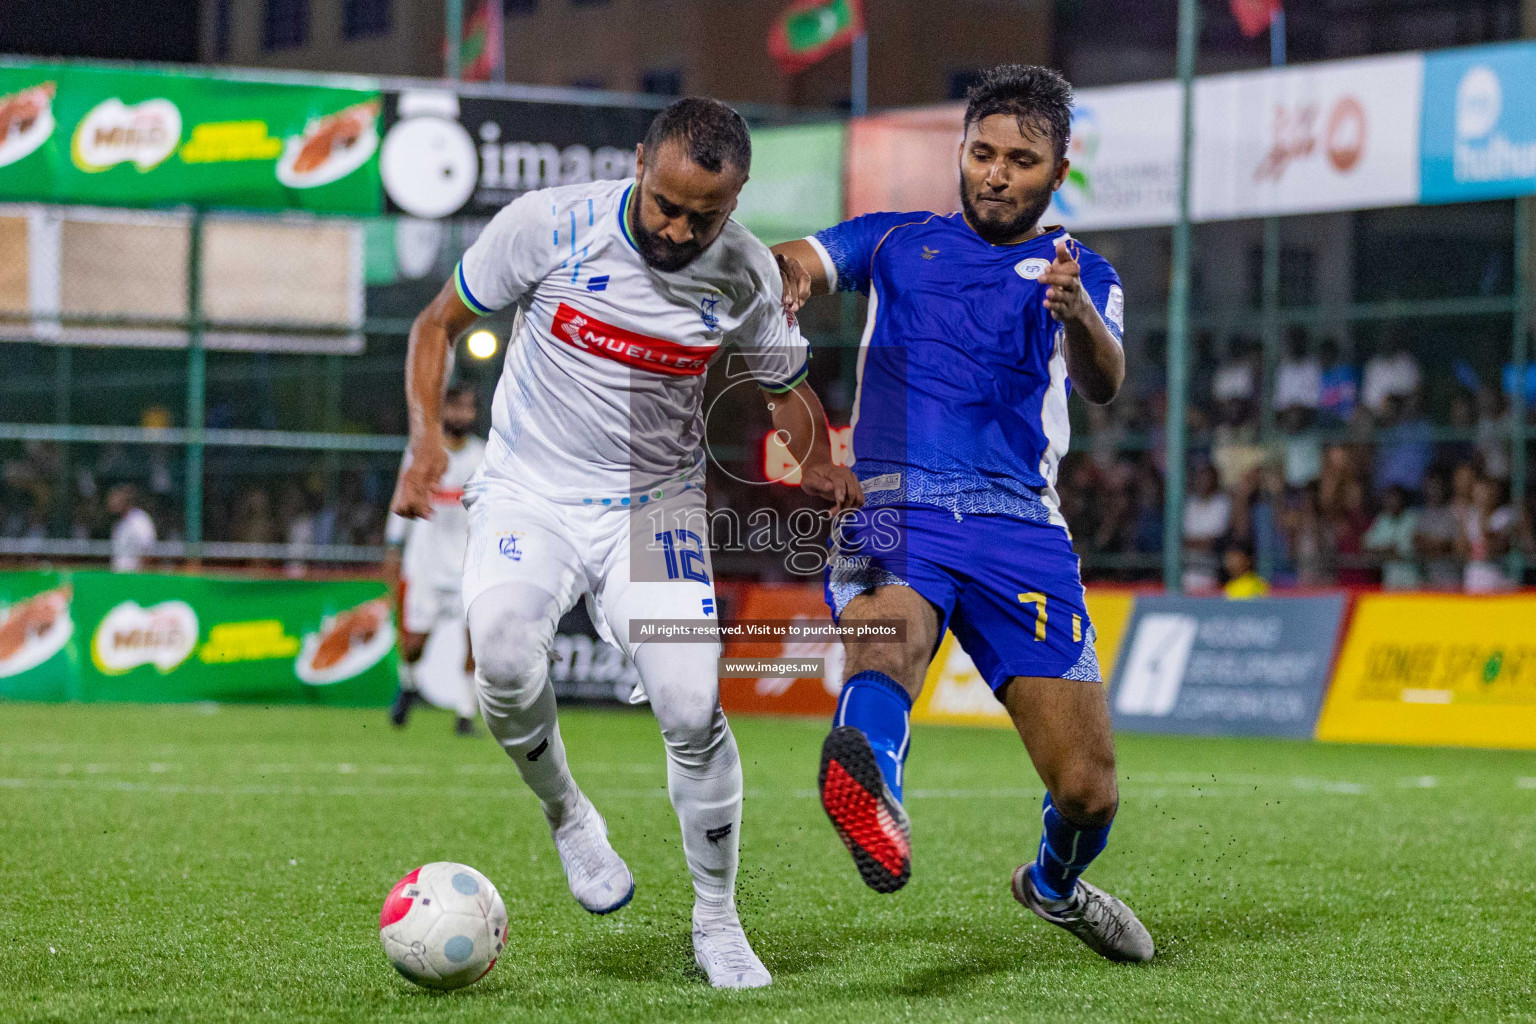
[550,302,714,376]
[698,293,722,334]
[496,531,523,561]
[1015,258,1051,280]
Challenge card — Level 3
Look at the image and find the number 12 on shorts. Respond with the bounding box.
[1017,592,1082,642]
[655,530,711,584]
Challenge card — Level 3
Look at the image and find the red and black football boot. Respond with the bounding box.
[818,725,911,893]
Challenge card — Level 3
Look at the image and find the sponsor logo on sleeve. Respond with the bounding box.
[1105,285,1125,331]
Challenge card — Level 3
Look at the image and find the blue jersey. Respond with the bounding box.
[810,212,1124,526]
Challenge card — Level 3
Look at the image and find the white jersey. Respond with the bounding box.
[110,507,156,572]
[456,178,808,503]
[387,436,486,590]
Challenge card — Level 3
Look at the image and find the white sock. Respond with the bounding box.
[397,657,418,693]
[458,669,479,720]
[477,674,582,826]
[666,718,743,912]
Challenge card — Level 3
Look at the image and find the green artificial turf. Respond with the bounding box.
[1,702,1533,1022]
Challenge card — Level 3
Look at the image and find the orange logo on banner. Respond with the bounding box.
[716,585,1138,727]
[717,584,842,717]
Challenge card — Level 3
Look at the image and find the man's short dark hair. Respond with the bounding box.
[964,64,1074,163]
[445,382,474,401]
[642,97,752,176]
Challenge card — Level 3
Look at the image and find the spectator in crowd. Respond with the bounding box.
[1242,463,1295,585]
[1212,336,1261,417]
[1330,477,1374,586]
[1279,405,1322,488]
[107,483,156,573]
[232,486,278,547]
[1440,391,1479,468]
[1289,482,1331,586]
[279,482,319,578]
[1317,337,1358,426]
[1274,326,1322,416]
[1460,473,1517,593]
[1222,542,1269,599]
[1364,484,1421,590]
[1360,334,1422,415]
[1182,463,1231,592]
[1188,330,1218,420]
[1373,393,1435,495]
[1414,470,1464,591]
[1475,387,1511,481]
[1130,461,1164,557]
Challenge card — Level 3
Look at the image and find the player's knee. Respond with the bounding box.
[1052,769,1119,829]
[468,603,552,704]
[657,692,722,756]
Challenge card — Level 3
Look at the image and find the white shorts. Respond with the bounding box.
[462,479,718,661]
[400,580,465,637]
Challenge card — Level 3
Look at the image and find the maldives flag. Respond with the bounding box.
[1230,0,1282,38]
[769,0,865,75]
[444,0,500,81]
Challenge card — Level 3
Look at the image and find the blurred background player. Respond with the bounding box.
[384,383,485,736]
[107,483,156,573]
[774,65,1152,963]
[390,97,860,989]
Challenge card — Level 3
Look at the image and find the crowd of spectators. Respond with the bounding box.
[1,438,393,573]
[4,328,1535,592]
[1064,326,1536,592]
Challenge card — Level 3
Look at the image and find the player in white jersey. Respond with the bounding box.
[391,98,861,989]
[384,384,486,736]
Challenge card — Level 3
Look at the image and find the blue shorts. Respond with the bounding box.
[824,504,1101,692]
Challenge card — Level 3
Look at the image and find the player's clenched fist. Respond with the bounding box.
[1040,236,1093,324]
[390,441,448,519]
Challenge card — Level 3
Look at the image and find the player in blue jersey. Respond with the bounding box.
[771,65,1152,962]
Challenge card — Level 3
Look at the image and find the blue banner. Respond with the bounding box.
[1422,41,1536,204]
[1108,595,1347,739]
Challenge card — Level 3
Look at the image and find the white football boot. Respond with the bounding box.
[692,906,772,989]
[550,796,634,915]
[1012,865,1155,963]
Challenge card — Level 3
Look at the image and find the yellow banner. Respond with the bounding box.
[911,591,1136,728]
[1317,594,1536,749]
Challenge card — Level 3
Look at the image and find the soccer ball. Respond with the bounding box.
[379,862,508,990]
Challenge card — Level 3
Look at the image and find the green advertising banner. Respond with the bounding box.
[0,571,395,706]
[735,122,846,245]
[0,62,382,213]
[0,571,76,702]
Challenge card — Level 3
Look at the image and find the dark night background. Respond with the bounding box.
[0,0,200,62]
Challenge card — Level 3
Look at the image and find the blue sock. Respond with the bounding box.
[1027,793,1112,900]
[833,670,912,802]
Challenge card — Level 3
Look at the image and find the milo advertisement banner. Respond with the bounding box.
[0,61,381,213]
[0,570,395,705]
[0,572,77,702]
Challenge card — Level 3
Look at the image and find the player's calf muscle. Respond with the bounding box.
[1005,676,1119,827]
[840,586,937,697]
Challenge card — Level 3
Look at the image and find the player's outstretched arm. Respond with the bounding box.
[1041,237,1125,404]
[766,381,864,516]
[391,280,480,520]
[770,240,832,313]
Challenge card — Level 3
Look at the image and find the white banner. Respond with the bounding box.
[1191,52,1425,221]
[1047,80,1184,231]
